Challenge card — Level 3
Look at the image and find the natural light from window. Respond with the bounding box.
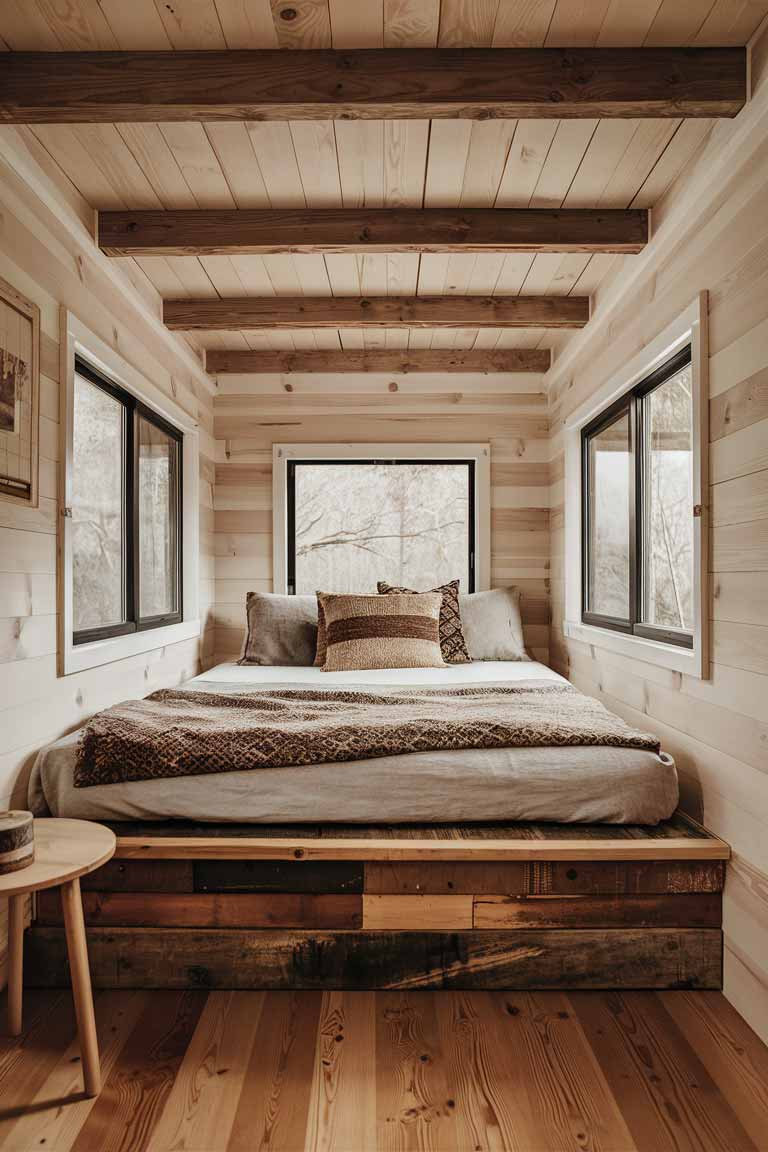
[642,363,693,632]
[291,461,472,593]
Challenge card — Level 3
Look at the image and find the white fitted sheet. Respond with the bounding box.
[196,660,564,687]
[28,662,678,825]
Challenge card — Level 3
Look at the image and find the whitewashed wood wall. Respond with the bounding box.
[548,26,768,1044]
[212,375,551,665]
[0,129,216,986]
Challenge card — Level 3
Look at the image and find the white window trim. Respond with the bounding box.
[562,293,709,679]
[272,442,491,594]
[59,310,200,676]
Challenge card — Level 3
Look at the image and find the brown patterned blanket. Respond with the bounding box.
[74,681,660,788]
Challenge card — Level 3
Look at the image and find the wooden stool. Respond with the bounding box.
[1,818,116,1097]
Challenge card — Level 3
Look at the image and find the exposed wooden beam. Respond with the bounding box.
[205,349,551,375]
[165,295,590,331]
[100,209,648,256]
[0,49,746,122]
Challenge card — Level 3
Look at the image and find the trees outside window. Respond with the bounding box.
[288,461,474,594]
[582,346,693,649]
[71,359,182,644]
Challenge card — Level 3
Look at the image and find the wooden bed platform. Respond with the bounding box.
[25,812,729,992]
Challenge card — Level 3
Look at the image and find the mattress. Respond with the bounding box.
[28,661,678,825]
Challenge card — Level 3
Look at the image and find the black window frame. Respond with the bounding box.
[286,458,476,595]
[72,357,183,646]
[581,344,694,650]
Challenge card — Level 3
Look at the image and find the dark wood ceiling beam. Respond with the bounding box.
[165,295,589,331]
[205,349,551,374]
[99,208,648,256]
[0,48,746,122]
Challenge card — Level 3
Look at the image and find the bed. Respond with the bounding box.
[29,660,678,825]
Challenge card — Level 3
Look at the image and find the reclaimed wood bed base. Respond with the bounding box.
[25,813,728,992]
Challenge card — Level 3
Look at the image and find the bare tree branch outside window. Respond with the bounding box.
[292,463,471,593]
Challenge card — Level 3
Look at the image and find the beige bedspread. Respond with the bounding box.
[74,680,660,788]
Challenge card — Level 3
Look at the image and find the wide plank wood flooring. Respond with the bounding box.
[1,989,767,1150]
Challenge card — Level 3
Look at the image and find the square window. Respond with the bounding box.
[287,460,475,594]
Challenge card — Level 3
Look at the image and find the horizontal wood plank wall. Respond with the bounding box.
[546,24,768,1044]
[0,130,215,986]
[212,375,551,663]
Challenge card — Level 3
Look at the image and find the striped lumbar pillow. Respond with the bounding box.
[318,592,447,671]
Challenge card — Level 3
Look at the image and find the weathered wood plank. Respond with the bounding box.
[37,891,363,929]
[194,860,364,894]
[113,835,731,862]
[80,859,194,893]
[362,894,474,930]
[104,815,714,841]
[1,49,746,123]
[206,349,551,374]
[164,295,590,330]
[364,862,530,895]
[473,894,721,929]
[99,208,649,256]
[24,927,723,990]
[524,859,726,895]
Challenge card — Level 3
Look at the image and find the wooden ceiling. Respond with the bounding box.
[0,0,765,375]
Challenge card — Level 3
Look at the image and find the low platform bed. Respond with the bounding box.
[26,813,728,992]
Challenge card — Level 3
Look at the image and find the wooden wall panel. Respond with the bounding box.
[0,131,215,985]
[212,381,551,664]
[546,27,768,1043]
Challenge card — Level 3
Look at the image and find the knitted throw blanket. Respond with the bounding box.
[74,681,660,788]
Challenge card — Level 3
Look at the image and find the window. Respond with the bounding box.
[286,459,475,594]
[581,345,693,649]
[71,358,182,644]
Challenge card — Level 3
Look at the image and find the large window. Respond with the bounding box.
[71,358,182,644]
[582,345,693,648]
[286,459,475,594]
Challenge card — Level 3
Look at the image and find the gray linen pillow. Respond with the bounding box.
[459,587,529,661]
[238,592,318,666]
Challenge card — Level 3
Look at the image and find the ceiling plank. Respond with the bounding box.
[206,348,550,373]
[98,207,648,256]
[0,47,746,123]
[164,294,589,330]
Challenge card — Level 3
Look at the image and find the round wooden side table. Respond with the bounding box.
[1,818,116,1097]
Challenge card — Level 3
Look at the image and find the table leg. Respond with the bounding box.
[6,893,25,1036]
[60,878,101,1097]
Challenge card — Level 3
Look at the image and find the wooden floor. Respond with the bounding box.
[1,989,767,1151]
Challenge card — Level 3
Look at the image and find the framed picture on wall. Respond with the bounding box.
[0,275,39,506]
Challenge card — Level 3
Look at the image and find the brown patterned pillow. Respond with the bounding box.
[377,579,471,665]
[318,592,446,672]
[314,593,328,667]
